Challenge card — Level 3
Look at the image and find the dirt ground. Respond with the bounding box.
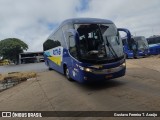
[0,56,159,120]
[127,55,160,72]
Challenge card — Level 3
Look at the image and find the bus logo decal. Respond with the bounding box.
[45,47,63,66]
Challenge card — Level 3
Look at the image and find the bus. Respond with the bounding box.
[43,18,131,83]
[147,36,160,55]
[122,36,149,58]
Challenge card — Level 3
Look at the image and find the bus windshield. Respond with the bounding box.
[74,24,123,62]
[134,36,148,50]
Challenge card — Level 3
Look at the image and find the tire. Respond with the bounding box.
[65,67,73,81]
[48,67,52,70]
[133,52,138,59]
[47,61,52,70]
[133,54,138,59]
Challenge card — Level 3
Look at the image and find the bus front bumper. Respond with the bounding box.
[81,63,126,82]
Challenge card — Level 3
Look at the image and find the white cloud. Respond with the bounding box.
[0,0,160,51]
[78,0,160,37]
[0,0,81,51]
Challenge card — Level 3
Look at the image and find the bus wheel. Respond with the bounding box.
[134,54,138,59]
[47,61,52,70]
[65,67,73,81]
[48,67,52,70]
[133,53,138,59]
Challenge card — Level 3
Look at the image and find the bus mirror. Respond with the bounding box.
[67,29,80,47]
[67,30,80,58]
[118,28,131,41]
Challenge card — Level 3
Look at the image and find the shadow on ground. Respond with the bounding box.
[47,68,127,91]
[72,78,127,91]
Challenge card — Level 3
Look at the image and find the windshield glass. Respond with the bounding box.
[74,23,124,61]
[134,37,148,50]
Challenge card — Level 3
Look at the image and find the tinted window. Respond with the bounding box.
[55,30,61,45]
[147,37,160,44]
[43,28,66,51]
[43,39,58,51]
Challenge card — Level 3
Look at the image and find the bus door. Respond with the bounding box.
[67,30,81,81]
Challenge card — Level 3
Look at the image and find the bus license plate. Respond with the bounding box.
[105,75,113,79]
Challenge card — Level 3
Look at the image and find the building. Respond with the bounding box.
[19,51,44,64]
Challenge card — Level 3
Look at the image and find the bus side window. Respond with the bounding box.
[69,36,77,58]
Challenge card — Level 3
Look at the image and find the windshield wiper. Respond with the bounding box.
[105,37,119,59]
[98,25,119,59]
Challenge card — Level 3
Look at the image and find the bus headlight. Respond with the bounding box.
[85,68,92,72]
[122,62,126,67]
[79,66,93,72]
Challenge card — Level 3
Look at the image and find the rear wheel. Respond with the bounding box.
[48,67,52,70]
[47,61,52,70]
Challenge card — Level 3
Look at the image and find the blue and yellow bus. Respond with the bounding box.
[147,36,160,55]
[122,36,149,58]
[43,18,131,83]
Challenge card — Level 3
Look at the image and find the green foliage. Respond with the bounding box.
[0,38,28,63]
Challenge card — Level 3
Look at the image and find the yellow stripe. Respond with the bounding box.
[48,56,61,66]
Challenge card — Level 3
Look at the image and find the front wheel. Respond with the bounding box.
[133,51,138,59]
[65,67,73,81]
[133,54,138,59]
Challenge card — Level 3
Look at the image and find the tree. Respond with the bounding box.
[0,38,28,64]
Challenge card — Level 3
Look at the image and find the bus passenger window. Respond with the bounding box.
[69,36,77,58]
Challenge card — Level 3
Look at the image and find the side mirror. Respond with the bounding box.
[117,28,131,42]
[67,29,80,46]
[67,29,80,58]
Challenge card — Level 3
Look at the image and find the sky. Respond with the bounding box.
[0,0,160,52]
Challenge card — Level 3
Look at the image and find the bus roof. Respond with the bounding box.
[61,18,113,25]
[47,18,114,40]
